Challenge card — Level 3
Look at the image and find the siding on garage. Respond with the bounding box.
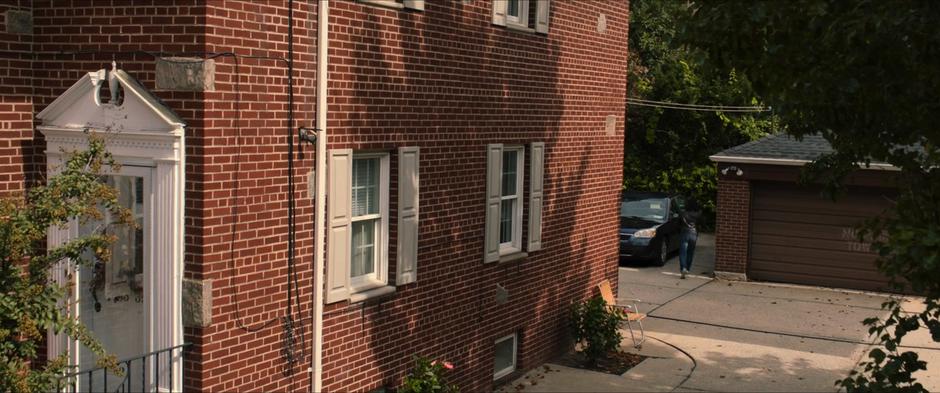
[748,182,895,292]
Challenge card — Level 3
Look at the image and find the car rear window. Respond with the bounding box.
[620,197,668,222]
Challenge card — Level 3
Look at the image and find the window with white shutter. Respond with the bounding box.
[484,144,504,263]
[528,142,544,251]
[327,150,391,303]
[327,150,352,303]
[492,0,550,34]
[397,147,419,285]
[484,142,546,262]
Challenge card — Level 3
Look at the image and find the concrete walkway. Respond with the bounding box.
[501,233,940,392]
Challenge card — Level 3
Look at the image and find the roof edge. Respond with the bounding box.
[709,154,899,171]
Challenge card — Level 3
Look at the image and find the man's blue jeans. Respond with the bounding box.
[679,229,698,272]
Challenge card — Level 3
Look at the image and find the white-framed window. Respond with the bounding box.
[492,0,550,34]
[493,333,518,380]
[327,147,419,303]
[350,153,390,292]
[358,0,425,11]
[499,147,524,254]
[484,143,544,263]
[505,0,532,30]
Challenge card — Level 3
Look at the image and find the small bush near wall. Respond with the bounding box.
[569,297,625,365]
[400,356,458,393]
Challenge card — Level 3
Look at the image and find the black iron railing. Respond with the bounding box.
[56,342,192,393]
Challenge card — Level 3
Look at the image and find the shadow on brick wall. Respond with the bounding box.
[318,1,624,391]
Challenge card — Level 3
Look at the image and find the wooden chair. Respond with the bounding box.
[597,279,647,348]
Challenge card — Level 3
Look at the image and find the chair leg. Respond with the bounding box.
[626,322,638,348]
[636,320,646,347]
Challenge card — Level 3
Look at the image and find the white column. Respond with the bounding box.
[151,159,183,392]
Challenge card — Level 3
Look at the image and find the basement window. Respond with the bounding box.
[493,333,517,380]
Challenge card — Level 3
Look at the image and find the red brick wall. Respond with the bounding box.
[13,0,628,391]
[320,1,628,391]
[715,178,751,274]
[0,1,35,196]
[23,1,317,391]
[192,1,315,391]
[27,1,316,391]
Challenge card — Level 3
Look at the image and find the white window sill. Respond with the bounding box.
[359,0,404,10]
[349,285,397,303]
[505,24,538,35]
[358,0,423,12]
[499,251,528,264]
[494,367,516,381]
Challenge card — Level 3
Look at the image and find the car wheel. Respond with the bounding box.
[655,238,668,266]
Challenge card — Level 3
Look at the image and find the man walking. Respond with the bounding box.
[679,198,701,279]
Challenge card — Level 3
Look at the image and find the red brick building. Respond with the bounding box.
[2,1,628,391]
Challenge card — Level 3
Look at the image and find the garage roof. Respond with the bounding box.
[710,133,897,170]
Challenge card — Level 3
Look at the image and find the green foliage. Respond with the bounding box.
[0,135,128,393]
[400,356,458,393]
[624,160,717,229]
[626,0,779,229]
[683,2,940,392]
[569,297,624,365]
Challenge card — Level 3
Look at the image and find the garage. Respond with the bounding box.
[749,181,894,292]
[710,134,899,293]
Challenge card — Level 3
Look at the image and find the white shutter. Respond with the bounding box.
[535,0,550,34]
[484,144,503,263]
[397,147,419,285]
[403,0,424,11]
[492,0,508,26]
[528,142,544,251]
[326,149,352,303]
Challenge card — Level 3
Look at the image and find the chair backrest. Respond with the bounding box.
[596,279,616,306]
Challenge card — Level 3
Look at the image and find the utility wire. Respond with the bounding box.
[628,98,772,112]
[629,97,769,109]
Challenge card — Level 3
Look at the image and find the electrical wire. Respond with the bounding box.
[627,98,772,112]
[36,49,289,66]
[228,53,281,334]
[628,97,770,109]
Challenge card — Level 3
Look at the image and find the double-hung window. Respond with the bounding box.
[505,0,535,30]
[328,147,419,304]
[492,0,551,34]
[484,143,545,263]
[350,153,389,292]
[499,147,524,253]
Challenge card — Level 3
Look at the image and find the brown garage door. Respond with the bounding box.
[749,182,894,292]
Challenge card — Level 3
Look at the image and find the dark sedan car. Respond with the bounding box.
[619,192,684,266]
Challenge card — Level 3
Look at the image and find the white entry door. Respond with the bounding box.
[75,165,152,392]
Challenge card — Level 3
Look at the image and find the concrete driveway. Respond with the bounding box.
[503,233,939,392]
[616,233,939,392]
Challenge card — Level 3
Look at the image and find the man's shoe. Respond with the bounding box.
[680,270,687,279]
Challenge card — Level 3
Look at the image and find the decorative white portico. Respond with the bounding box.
[37,65,186,392]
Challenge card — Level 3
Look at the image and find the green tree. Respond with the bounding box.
[627,0,779,229]
[682,2,940,391]
[0,136,127,393]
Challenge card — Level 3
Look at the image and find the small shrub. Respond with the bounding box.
[570,296,625,365]
[400,356,458,393]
